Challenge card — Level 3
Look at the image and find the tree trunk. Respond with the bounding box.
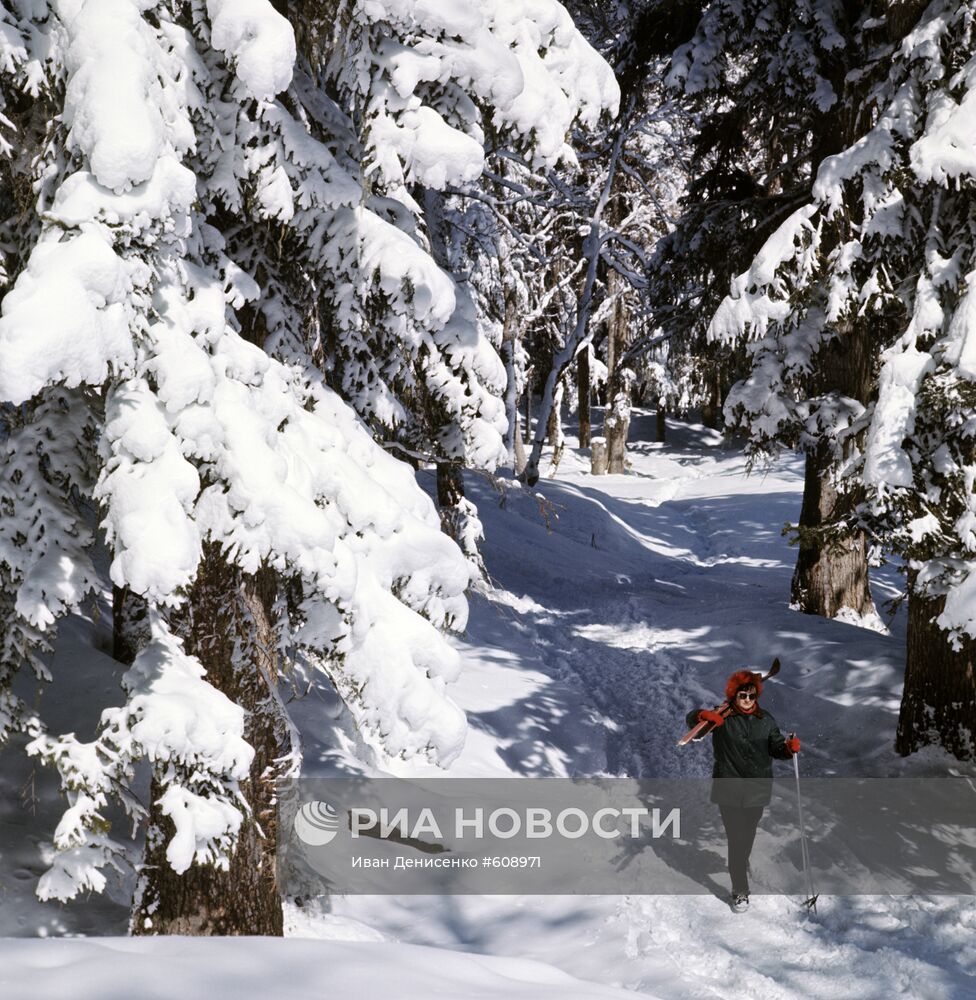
[131,547,290,935]
[790,443,874,618]
[590,437,608,475]
[897,585,976,760]
[513,411,527,477]
[437,461,464,511]
[501,286,522,471]
[700,366,723,430]
[656,406,667,443]
[436,462,484,576]
[436,461,466,547]
[603,269,631,474]
[547,383,562,447]
[791,320,876,619]
[577,347,591,449]
[605,392,630,473]
[546,383,564,475]
[112,585,150,666]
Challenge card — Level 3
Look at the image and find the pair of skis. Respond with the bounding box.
[676,658,781,746]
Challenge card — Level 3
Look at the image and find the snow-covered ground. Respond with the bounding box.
[0,934,641,1000]
[2,410,974,998]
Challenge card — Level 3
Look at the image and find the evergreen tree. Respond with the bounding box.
[650,0,881,620]
[0,0,617,928]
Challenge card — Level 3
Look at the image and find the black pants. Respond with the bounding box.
[719,805,764,895]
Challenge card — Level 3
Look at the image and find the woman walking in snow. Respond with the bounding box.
[687,669,800,912]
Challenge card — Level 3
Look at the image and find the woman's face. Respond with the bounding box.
[734,686,758,710]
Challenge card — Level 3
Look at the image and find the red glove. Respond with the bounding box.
[698,710,725,728]
[785,736,800,754]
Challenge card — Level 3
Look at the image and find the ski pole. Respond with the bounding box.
[790,730,818,913]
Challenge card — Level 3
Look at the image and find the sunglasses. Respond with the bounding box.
[735,691,757,701]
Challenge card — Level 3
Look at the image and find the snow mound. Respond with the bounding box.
[0,936,649,1000]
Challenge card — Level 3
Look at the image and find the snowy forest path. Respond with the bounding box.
[467,430,809,781]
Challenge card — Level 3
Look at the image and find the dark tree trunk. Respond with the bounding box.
[436,462,484,573]
[112,585,150,665]
[436,461,464,511]
[898,585,976,760]
[131,547,289,936]
[790,443,874,618]
[656,406,667,443]
[577,347,591,449]
[791,321,876,619]
[700,367,723,430]
[546,386,561,446]
[436,460,467,543]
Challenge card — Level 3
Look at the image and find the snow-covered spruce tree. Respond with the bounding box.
[0,0,619,930]
[709,0,976,758]
[278,0,617,547]
[289,0,618,496]
[649,0,880,621]
[832,0,976,759]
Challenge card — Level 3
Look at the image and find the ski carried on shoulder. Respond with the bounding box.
[676,658,780,746]
[676,702,734,746]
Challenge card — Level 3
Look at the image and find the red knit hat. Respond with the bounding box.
[725,669,763,700]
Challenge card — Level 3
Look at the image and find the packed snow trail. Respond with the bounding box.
[441,415,913,785]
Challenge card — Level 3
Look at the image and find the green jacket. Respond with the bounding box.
[686,706,793,807]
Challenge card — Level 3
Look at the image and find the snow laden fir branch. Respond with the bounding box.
[0,0,617,902]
